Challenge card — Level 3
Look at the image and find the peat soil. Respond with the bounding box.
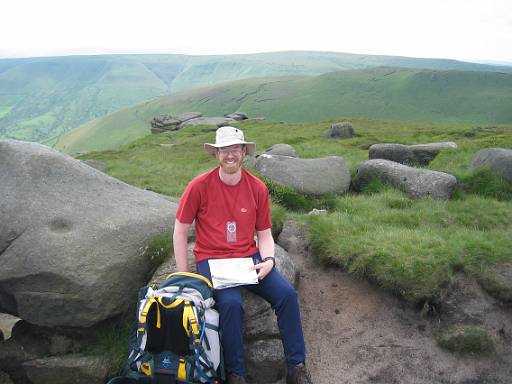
[287,233,512,384]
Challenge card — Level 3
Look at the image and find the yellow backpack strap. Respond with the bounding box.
[139,298,161,329]
[182,301,200,338]
[177,358,187,381]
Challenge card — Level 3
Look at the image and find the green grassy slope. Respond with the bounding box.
[2,52,510,142]
[78,118,512,306]
[0,56,171,141]
[53,67,512,154]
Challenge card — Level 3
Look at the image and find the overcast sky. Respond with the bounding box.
[1,0,511,63]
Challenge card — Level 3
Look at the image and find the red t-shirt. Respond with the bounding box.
[176,167,272,262]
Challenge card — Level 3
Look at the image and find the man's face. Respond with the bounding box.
[216,144,246,174]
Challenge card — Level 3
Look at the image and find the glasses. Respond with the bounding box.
[218,146,244,156]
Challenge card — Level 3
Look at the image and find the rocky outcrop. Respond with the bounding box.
[150,112,202,133]
[353,159,457,199]
[0,319,112,384]
[179,116,236,129]
[22,355,109,384]
[224,112,249,121]
[150,112,258,133]
[470,148,512,182]
[369,142,458,165]
[325,121,354,139]
[0,140,177,328]
[264,144,297,158]
[277,221,310,259]
[0,371,13,384]
[255,154,351,195]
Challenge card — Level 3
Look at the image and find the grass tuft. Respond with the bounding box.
[146,230,173,271]
[83,320,133,374]
[436,325,495,354]
[459,167,512,201]
[271,203,288,239]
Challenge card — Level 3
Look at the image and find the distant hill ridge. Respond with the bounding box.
[52,66,512,154]
[1,51,511,142]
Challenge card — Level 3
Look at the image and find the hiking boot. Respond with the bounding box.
[226,373,248,384]
[286,363,312,384]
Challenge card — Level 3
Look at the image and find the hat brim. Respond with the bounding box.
[204,141,256,156]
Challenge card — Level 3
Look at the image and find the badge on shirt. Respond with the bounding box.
[226,221,237,242]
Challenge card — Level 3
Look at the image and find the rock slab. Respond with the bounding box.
[264,144,298,158]
[353,159,457,199]
[369,142,457,166]
[0,140,177,328]
[470,148,512,182]
[255,154,351,195]
[22,355,109,384]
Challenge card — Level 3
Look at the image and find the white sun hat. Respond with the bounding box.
[204,126,256,156]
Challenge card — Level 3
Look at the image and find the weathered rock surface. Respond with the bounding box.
[255,154,351,195]
[22,355,109,384]
[0,371,13,384]
[353,159,457,199]
[277,221,310,259]
[325,121,354,139]
[264,144,298,158]
[470,148,512,182]
[179,117,236,129]
[224,112,249,121]
[150,112,202,132]
[0,140,176,328]
[246,339,286,383]
[0,321,71,381]
[0,313,20,341]
[369,142,458,165]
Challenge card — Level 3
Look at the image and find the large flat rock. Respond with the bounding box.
[353,159,457,199]
[0,140,177,327]
[255,155,351,195]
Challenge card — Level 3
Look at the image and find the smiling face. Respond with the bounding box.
[216,144,246,174]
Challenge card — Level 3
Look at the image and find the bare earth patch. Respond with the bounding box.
[293,246,512,384]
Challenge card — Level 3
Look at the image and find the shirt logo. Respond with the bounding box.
[241,208,248,213]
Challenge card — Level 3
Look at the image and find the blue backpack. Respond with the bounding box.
[108,272,223,384]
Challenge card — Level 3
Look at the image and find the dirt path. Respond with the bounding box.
[295,251,512,384]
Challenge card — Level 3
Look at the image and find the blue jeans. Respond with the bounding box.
[196,253,306,376]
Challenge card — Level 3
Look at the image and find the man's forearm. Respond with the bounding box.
[173,231,190,272]
[257,229,275,259]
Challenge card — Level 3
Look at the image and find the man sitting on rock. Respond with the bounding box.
[173,126,312,384]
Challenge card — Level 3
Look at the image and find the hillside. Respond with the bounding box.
[76,116,512,314]
[53,67,512,154]
[76,116,511,382]
[1,51,510,142]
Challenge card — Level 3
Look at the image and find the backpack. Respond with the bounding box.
[108,272,223,384]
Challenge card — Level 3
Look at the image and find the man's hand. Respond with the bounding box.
[251,259,274,280]
[255,228,276,280]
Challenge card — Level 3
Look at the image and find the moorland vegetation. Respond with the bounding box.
[2,51,511,143]
[52,67,512,154]
[79,117,512,315]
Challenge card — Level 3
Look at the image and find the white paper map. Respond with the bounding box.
[208,257,259,289]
